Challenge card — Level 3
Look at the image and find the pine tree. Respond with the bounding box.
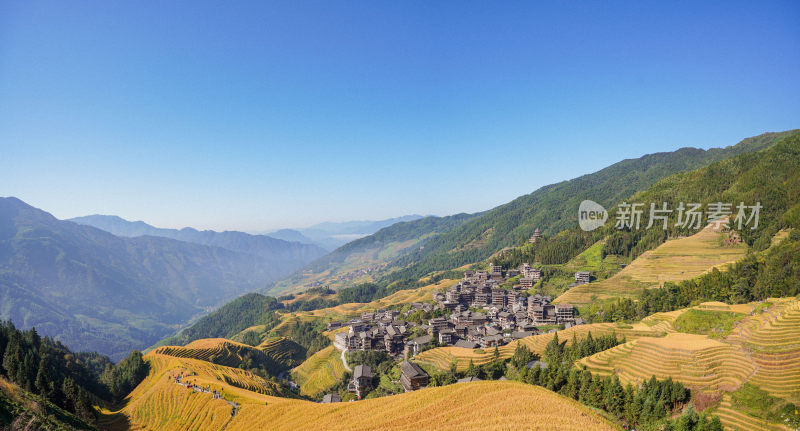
[696,412,708,431]
[578,370,593,404]
[466,359,478,377]
[511,343,533,369]
[708,415,723,431]
[623,384,638,426]
[587,376,604,408]
[35,355,53,400]
[544,332,560,360]
[585,331,595,355]
[62,377,77,412]
[629,393,644,427]
[2,332,21,380]
[562,369,580,400]
[73,389,96,424]
[603,375,625,418]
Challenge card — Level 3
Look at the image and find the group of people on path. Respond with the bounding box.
[171,371,240,414]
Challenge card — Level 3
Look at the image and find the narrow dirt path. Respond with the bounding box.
[341,348,352,372]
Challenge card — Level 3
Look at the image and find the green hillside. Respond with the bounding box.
[381,131,796,285]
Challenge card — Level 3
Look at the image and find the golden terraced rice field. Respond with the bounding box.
[151,338,257,368]
[257,336,305,366]
[578,333,756,391]
[555,224,746,306]
[105,351,619,431]
[228,380,620,431]
[578,298,800,431]
[290,345,347,397]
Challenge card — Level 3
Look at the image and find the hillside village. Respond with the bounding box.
[326,255,593,400]
[332,260,585,357]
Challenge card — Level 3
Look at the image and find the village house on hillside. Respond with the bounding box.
[399,361,429,392]
[348,365,373,399]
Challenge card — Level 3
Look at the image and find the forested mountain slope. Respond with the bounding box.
[380,130,796,284]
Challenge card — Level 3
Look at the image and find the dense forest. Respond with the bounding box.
[0,321,148,428]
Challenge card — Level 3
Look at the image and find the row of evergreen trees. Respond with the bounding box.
[0,321,148,424]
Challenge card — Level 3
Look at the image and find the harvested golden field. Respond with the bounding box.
[229,381,619,431]
[106,351,618,431]
[291,345,347,397]
[728,298,800,403]
[712,393,790,431]
[578,333,755,391]
[555,223,746,306]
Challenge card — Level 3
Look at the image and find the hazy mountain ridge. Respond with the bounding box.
[0,198,323,360]
[266,214,428,250]
[268,213,477,294]
[69,214,328,261]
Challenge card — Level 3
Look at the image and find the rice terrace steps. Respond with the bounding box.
[577,298,800,430]
[416,317,677,371]
[577,333,755,391]
[102,351,620,431]
[554,223,747,306]
[152,339,259,367]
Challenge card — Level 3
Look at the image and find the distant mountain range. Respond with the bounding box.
[69,214,427,252]
[0,199,327,360]
[69,214,328,260]
[264,215,427,250]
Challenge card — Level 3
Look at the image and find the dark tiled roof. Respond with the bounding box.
[400,361,427,379]
[454,340,479,349]
[354,365,372,379]
[321,393,341,403]
[411,335,432,345]
[457,377,482,383]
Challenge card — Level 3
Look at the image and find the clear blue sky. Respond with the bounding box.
[1,1,798,232]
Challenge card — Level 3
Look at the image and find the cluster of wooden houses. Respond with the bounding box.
[331,264,584,361]
[426,265,584,349]
[323,360,430,402]
[331,305,430,356]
